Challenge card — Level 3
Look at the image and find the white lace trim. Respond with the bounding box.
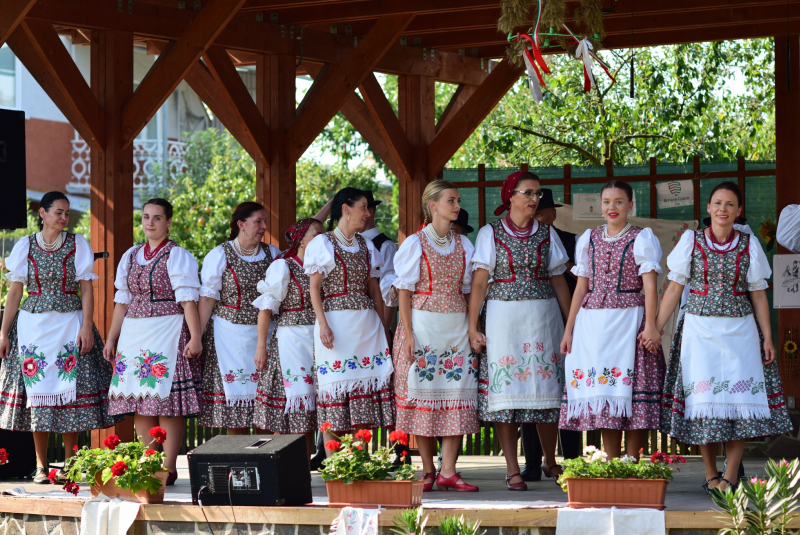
[5,273,26,284]
[471,262,492,273]
[252,294,281,313]
[667,272,689,285]
[548,264,567,277]
[571,265,592,278]
[174,287,200,303]
[638,262,663,276]
[393,281,416,292]
[461,285,471,295]
[75,273,99,282]
[113,289,133,304]
[749,280,769,291]
[199,287,220,300]
[304,266,327,276]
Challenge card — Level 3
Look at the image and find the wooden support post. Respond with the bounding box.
[692,156,701,221]
[776,34,800,400]
[649,157,657,219]
[359,73,413,182]
[564,164,571,205]
[256,54,296,248]
[398,74,436,241]
[90,29,135,446]
[737,156,746,217]
[477,164,486,227]
[436,83,477,135]
[0,0,37,48]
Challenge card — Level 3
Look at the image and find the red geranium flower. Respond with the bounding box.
[149,426,167,444]
[145,449,157,456]
[73,445,79,451]
[103,435,121,450]
[356,445,363,450]
[388,430,409,446]
[0,448,8,465]
[48,468,58,483]
[151,363,167,378]
[63,481,80,496]
[320,422,333,433]
[110,461,127,477]
[325,440,341,451]
[354,429,372,443]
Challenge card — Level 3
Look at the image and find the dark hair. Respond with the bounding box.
[228,202,267,240]
[708,181,743,207]
[600,180,634,202]
[38,191,69,230]
[517,172,541,185]
[328,187,367,231]
[142,198,174,220]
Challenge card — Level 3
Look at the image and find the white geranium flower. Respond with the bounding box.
[620,455,637,465]
[583,445,598,457]
[589,450,608,462]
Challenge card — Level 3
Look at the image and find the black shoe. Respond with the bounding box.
[520,465,542,482]
[309,452,325,471]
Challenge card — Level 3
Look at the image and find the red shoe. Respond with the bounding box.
[505,473,527,491]
[422,472,436,492]
[541,463,563,486]
[436,472,479,492]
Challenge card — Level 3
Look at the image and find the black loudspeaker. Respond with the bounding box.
[0,109,27,230]
[0,429,35,480]
[188,434,312,506]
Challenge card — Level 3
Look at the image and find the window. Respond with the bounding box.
[0,45,15,108]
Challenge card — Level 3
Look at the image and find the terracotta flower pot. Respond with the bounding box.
[565,478,668,510]
[91,469,170,504]
[325,480,424,509]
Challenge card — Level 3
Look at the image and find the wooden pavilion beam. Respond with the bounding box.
[436,83,477,135]
[148,40,265,165]
[283,14,415,165]
[203,45,271,167]
[6,20,105,151]
[0,0,37,48]
[359,73,413,182]
[28,0,492,85]
[304,62,405,180]
[120,0,247,148]
[428,59,523,175]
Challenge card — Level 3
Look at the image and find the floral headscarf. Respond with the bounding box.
[279,218,320,261]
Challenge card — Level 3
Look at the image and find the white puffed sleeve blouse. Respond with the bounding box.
[252,258,293,313]
[777,204,800,254]
[303,233,384,279]
[114,244,201,304]
[199,242,281,300]
[667,228,771,291]
[392,233,474,295]
[571,226,663,279]
[471,221,568,277]
[5,233,98,284]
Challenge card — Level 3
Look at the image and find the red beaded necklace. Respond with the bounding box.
[143,238,169,261]
[504,213,534,238]
[706,227,737,253]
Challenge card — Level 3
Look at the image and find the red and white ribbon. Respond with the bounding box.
[574,38,596,92]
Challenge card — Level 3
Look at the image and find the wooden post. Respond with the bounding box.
[256,53,296,248]
[477,164,486,227]
[90,29,135,445]
[776,34,800,400]
[397,74,435,242]
[649,157,657,219]
[564,164,571,205]
[737,156,746,217]
[605,159,614,177]
[693,156,701,221]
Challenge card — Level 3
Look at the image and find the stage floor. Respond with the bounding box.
[0,454,775,511]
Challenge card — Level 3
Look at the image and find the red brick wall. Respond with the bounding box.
[24,118,74,193]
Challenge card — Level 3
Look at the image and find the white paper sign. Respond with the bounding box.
[774,254,800,308]
[572,194,604,220]
[656,180,694,209]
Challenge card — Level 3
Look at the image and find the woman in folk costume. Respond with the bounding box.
[558,181,664,459]
[469,172,572,491]
[305,188,394,439]
[197,202,280,433]
[393,181,479,492]
[104,198,202,486]
[252,218,323,454]
[656,182,791,495]
[0,192,116,483]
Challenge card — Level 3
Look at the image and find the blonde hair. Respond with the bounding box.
[421,180,459,223]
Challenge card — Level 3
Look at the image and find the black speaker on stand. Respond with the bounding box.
[188,434,312,506]
[0,109,28,230]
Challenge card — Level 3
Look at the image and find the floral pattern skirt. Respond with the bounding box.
[108,321,202,418]
[253,331,317,434]
[0,313,119,433]
[661,316,792,445]
[559,311,665,431]
[393,318,479,437]
[197,320,254,429]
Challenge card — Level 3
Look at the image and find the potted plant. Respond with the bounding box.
[59,426,170,503]
[320,423,421,508]
[557,446,686,510]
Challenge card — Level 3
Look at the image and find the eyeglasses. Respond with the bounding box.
[513,189,544,200]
